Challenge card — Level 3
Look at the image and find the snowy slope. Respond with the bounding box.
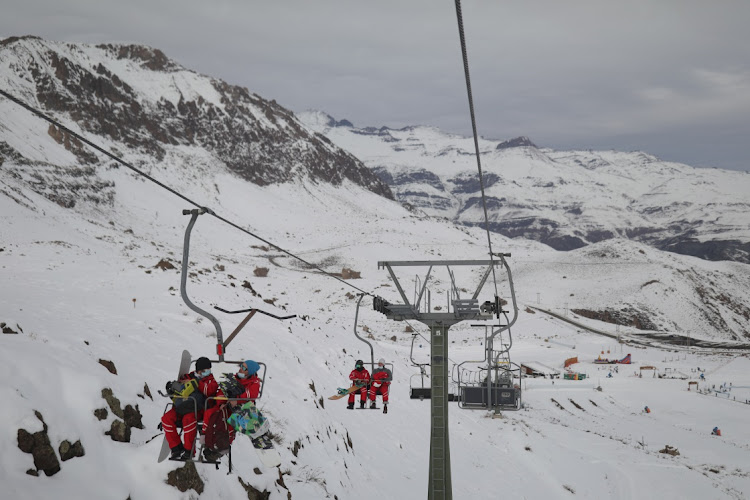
[2,39,750,500]
[3,146,750,499]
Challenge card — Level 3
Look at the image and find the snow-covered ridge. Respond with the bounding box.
[0,36,392,201]
[299,110,750,264]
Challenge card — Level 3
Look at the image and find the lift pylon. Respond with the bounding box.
[374,258,516,500]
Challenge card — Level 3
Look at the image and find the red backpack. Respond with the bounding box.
[204,404,232,452]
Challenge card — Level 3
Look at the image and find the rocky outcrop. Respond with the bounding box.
[0,37,393,203]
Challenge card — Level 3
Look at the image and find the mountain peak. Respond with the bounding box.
[0,38,393,201]
[496,136,537,150]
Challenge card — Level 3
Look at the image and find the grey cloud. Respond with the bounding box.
[2,0,749,171]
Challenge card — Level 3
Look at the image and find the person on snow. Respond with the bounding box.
[347,359,370,409]
[712,427,722,436]
[644,406,651,414]
[161,356,222,460]
[369,358,392,413]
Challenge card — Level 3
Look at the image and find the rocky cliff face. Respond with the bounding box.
[0,36,392,208]
[298,111,750,264]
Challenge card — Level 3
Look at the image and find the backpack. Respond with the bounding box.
[169,378,207,416]
[204,404,232,452]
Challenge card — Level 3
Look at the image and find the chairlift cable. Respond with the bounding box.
[453,0,499,297]
[0,88,372,296]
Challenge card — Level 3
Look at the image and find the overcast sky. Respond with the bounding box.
[3,0,750,171]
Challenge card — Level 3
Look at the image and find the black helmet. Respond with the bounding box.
[355,359,364,368]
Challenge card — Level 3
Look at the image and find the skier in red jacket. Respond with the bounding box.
[347,359,370,409]
[202,359,262,462]
[161,356,223,460]
[369,358,392,413]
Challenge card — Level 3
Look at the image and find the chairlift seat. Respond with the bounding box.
[452,299,480,315]
[461,386,518,407]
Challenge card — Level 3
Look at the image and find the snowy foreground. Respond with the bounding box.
[2,159,750,500]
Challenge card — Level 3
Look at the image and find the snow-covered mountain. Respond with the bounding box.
[0,36,392,207]
[297,111,750,264]
[3,37,750,500]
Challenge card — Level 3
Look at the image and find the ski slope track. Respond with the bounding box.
[2,36,750,500]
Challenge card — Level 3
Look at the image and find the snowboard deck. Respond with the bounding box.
[158,350,192,463]
[252,434,281,468]
[328,385,365,400]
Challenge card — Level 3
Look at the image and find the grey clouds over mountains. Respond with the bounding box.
[2,0,750,171]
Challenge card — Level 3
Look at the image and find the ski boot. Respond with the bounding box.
[203,448,222,462]
[370,402,377,409]
[360,401,366,409]
[169,444,186,460]
[347,402,354,410]
[179,447,195,461]
[383,403,388,414]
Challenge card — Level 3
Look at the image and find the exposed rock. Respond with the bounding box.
[0,38,393,202]
[59,439,85,461]
[94,408,108,420]
[242,280,260,296]
[101,388,124,418]
[155,258,176,270]
[16,412,61,476]
[98,359,118,375]
[571,308,657,331]
[496,136,537,150]
[238,477,270,499]
[660,445,680,456]
[105,419,130,442]
[254,267,269,277]
[143,383,153,401]
[17,428,35,453]
[2,322,19,334]
[166,460,204,494]
[341,268,361,279]
[26,469,39,476]
[123,404,144,430]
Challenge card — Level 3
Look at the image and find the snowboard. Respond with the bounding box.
[158,350,192,463]
[251,434,281,468]
[328,385,365,400]
[228,400,281,468]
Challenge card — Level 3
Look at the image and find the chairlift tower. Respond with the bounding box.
[374,259,510,500]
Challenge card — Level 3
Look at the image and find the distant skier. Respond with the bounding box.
[711,427,721,436]
[347,359,370,410]
[644,406,651,414]
[369,358,392,413]
[161,356,222,460]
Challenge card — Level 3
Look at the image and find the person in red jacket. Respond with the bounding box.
[347,359,370,410]
[369,358,392,413]
[161,356,222,460]
[202,359,262,462]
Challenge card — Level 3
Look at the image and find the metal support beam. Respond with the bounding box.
[181,209,225,360]
[428,322,452,500]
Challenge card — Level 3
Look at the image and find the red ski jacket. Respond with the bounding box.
[371,367,392,388]
[236,374,261,402]
[183,372,223,408]
[349,367,371,386]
